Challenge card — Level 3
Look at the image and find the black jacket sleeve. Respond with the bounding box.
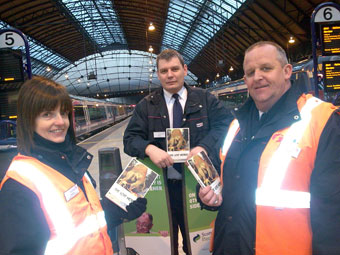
[123,99,152,158]
[310,109,340,255]
[0,179,50,255]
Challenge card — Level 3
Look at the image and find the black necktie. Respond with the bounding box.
[172,93,183,128]
[172,93,183,173]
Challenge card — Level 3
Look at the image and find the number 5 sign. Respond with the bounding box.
[0,31,25,48]
[0,28,32,79]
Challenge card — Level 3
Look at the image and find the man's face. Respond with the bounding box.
[243,44,292,112]
[157,57,187,94]
[136,213,153,233]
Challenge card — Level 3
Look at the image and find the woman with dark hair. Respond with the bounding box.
[0,76,146,255]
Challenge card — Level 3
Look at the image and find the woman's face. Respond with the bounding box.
[35,104,70,143]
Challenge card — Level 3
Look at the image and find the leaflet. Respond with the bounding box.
[166,128,190,163]
[105,158,159,211]
[186,150,222,195]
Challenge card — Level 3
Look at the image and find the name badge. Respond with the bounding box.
[153,131,165,138]
[64,184,79,202]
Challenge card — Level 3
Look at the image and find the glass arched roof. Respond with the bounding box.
[1,0,247,96]
[60,0,126,47]
[162,0,246,64]
[53,49,198,97]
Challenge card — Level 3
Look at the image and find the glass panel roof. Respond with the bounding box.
[162,0,245,64]
[61,0,126,47]
[0,20,71,77]
[53,50,197,97]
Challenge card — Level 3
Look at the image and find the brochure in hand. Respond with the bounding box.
[186,150,222,195]
[105,158,159,211]
[166,127,190,163]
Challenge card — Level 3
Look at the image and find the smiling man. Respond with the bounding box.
[198,41,340,255]
[124,49,230,255]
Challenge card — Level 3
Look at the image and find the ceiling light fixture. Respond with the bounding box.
[289,36,295,44]
[148,22,155,31]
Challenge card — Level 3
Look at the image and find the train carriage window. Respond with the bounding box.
[113,106,118,116]
[88,105,107,122]
[0,121,16,139]
[74,105,86,126]
[218,91,248,110]
[118,105,125,115]
[290,71,310,94]
[107,106,113,118]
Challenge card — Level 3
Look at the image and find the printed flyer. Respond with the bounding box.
[166,128,190,162]
[105,158,158,211]
[187,150,222,195]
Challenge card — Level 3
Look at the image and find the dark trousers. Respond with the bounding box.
[167,179,189,255]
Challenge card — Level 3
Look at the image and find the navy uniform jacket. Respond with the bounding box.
[123,84,231,169]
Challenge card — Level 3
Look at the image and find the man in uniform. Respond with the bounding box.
[124,49,230,254]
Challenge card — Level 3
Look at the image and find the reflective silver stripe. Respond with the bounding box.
[45,211,107,255]
[8,160,107,255]
[256,188,310,208]
[8,161,74,235]
[221,120,239,156]
[256,97,322,208]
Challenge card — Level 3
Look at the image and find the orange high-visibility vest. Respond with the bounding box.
[0,154,113,255]
[219,94,337,255]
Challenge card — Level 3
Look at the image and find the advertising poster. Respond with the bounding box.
[123,158,172,255]
[184,165,217,255]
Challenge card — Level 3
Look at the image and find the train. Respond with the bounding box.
[71,95,133,137]
[209,56,340,109]
[0,95,134,151]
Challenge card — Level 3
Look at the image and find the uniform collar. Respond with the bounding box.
[163,85,187,104]
[234,84,303,138]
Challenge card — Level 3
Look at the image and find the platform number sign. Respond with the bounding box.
[315,6,340,23]
[0,31,25,48]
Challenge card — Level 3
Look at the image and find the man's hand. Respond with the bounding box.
[198,186,222,207]
[186,146,207,160]
[145,144,174,169]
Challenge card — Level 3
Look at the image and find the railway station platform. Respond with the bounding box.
[78,118,133,195]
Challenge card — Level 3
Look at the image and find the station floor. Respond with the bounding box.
[78,118,132,195]
[78,117,186,255]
